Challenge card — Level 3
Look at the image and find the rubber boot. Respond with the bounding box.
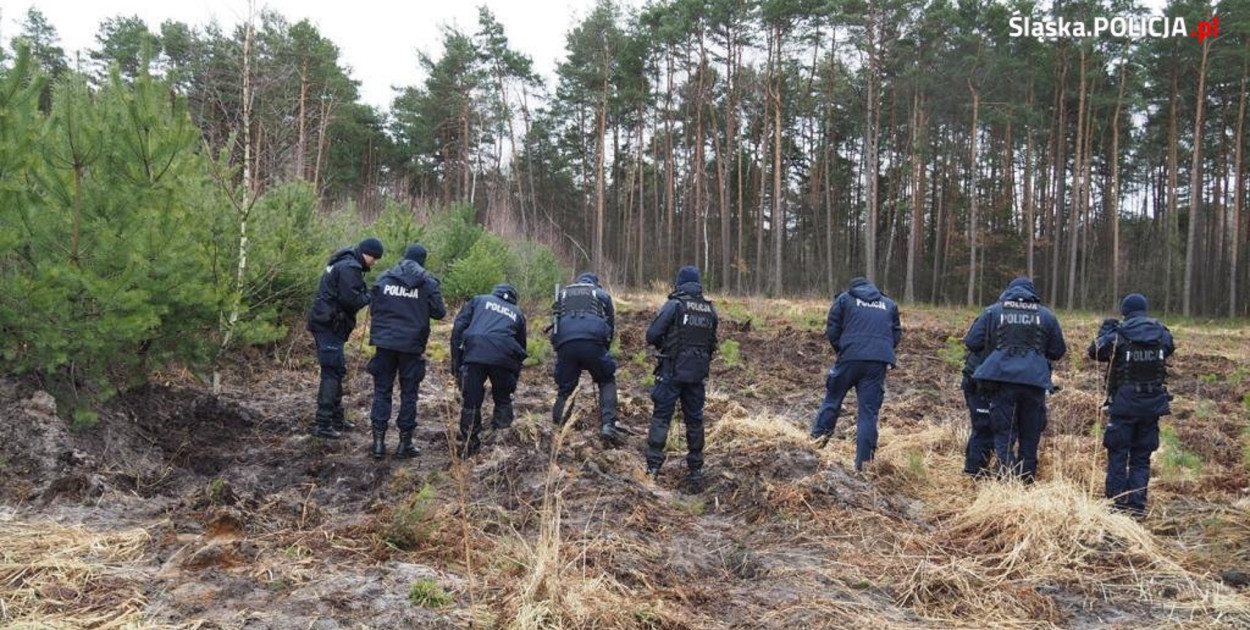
[395,430,418,459]
[314,378,342,439]
[457,408,481,458]
[598,383,624,446]
[552,393,569,426]
[329,379,352,432]
[686,468,705,494]
[371,429,387,460]
[645,417,669,475]
[492,404,515,430]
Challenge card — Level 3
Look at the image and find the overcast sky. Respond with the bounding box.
[4,0,1175,111]
[1,0,640,109]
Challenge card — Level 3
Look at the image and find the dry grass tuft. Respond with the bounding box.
[0,516,191,629]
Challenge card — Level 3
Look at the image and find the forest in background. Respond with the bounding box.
[2,0,1249,405]
[4,1,1249,314]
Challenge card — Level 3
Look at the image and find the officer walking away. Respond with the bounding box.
[645,266,718,491]
[367,244,447,460]
[961,345,994,477]
[550,272,625,445]
[307,237,384,439]
[965,277,1066,483]
[451,284,528,457]
[1088,293,1174,519]
[810,277,903,473]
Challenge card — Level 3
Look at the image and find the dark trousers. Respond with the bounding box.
[368,348,425,432]
[554,340,616,394]
[313,332,348,425]
[1104,415,1160,514]
[459,363,519,443]
[987,383,1048,481]
[811,360,887,469]
[646,376,705,471]
[963,387,994,476]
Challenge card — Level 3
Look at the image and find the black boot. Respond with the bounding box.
[395,430,418,459]
[552,393,569,426]
[686,468,705,494]
[598,383,624,446]
[371,429,387,460]
[314,378,342,439]
[457,408,481,458]
[328,379,352,433]
[645,416,669,475]
[492,404,515,430]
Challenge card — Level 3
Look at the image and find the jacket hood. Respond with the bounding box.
[847,277,883,301]
[1119,316,1165,344]
[671,281,704,298]
[328,247,360,267]
[492,283,519,304]
[576,272,600,287]
[380,259,427,289]
[998,277,1039,302]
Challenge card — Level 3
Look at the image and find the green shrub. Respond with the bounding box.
[505,241,567,309]
[371,199,427,258]
[443,236,508,302]
[719,339,741,368]
[1159,424,1202,480]
[409,578,452,609]
[424,204,483,276]
[524,335,550,368]
[938,336,965,369]
[384,484,439,551]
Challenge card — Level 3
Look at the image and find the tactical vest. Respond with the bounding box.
[556,283,605,320]
[994,300,1044,355]
[663,295,715,354]
[1110,332,1168,393]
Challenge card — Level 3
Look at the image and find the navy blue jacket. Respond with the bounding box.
[307,248,371,338]
[646,282,718,383]
[1088,314,1174,417]
[369,259,447,355]
[451,286,528,372]
[552,273,615,348]
[825,279,902,366]
[965,281,1066,391]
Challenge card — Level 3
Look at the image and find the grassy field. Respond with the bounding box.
[1,293,1248,629]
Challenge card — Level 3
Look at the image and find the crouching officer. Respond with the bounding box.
[961,346,994,477]
[810,277,902,472]
[367,244,447,460]
[1089,293,1174,518]
[550,272,625,444]
[965,277,1066,482]
[645,266,717,489]
[307,237,383,438]
[451,284,527,457]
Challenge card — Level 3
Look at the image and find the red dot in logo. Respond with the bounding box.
[1191,31,1197,36]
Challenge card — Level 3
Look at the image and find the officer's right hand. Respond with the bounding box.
[1098,318,1119,336]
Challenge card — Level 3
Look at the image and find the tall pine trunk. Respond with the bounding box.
[1184,39,1211,317]
[967,82,979,307]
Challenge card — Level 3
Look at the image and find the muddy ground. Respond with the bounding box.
[2,294,1249,629]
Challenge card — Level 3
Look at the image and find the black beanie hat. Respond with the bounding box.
[357,237,384,259]
[404,243,428,266]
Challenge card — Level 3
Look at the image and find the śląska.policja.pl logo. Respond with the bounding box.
[1010,15,1221,42]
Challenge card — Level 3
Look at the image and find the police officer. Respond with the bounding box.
[645,266,718,489]
[964,277,1066,482]
[810,277,902,473]
[451,284,528,457]
[1088,293,1174,518]
[367,244,447,460]
[961,346,1003,477]
[550,272,624,444]
[307,237,383,439]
